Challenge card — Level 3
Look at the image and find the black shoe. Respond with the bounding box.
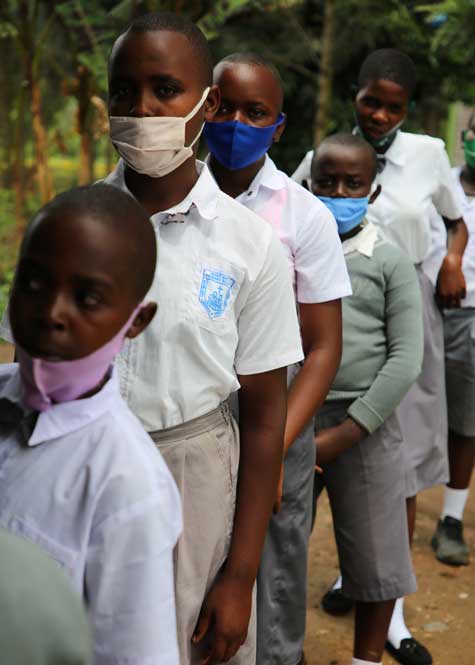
[431,516,470,566]
[386,638,432,665]
[321,587,354,615]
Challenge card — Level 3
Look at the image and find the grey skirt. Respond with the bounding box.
[315,400,416,602]
[444,307,475,437]
[397,267,448,497]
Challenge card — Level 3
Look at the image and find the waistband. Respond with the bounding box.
[149,401,231,444]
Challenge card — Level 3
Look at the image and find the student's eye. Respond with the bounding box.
[248,108,267,120]
[217,103,231,115]
[110,85,130,101]
[77,290,103,309]
[389,105,403,114]
[19,274,44,294]
[362,97,379,109]
[155,84,179,98]
[347,179,362,189]
[314,178,333,188]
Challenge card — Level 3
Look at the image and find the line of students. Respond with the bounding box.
[0,12,470,665]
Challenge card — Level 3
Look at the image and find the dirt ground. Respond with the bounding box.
[1,342,473,664]
[306,479,475,665]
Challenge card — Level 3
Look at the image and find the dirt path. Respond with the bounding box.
[306,479,475,665]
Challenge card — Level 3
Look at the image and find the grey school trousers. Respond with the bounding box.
[150,403,256,665]
[256,365,316,665]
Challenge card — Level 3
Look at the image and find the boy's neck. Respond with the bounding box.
[124,156,200,217]
[460,163,475,190]
[209,154,266,199]
[339,223,365,243]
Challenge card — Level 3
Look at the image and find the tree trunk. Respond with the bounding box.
[77,66,95,185]
[27,57,54,203]
[13,83,27,229]
[313,0,335,146]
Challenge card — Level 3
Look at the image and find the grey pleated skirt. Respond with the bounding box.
[397,267,449,497]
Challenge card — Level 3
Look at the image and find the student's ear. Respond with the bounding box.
[126,302,158,339]
[272,113,287,143]
[369,184,381,204]
[204,85,221,121]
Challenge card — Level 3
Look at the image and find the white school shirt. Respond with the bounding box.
[208,155,352,303]
[423,167,475,307]
[0,364,182,665]
[103,160,303,431]
[291,131,464,264]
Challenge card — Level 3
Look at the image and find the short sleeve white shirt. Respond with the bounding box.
[424,167,475,307]
[103,161,303,430]
[0,365,182,665]
[215,155,351,304]
[291,132,464,264]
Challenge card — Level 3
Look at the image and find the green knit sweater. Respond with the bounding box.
[328,231,424,433]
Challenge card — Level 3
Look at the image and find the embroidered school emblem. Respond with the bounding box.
[199,269,236,319]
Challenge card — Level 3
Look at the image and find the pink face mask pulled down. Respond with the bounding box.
[16,306,142,412]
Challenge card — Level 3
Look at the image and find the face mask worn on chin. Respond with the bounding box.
[109,87,210,178]
[317,195,369,235]
[354,117,404,151]
[203,114,285,170]
[464,138,475,169]
[16,305,143,412]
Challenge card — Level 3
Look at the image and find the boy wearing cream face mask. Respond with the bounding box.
[103,12,303,665]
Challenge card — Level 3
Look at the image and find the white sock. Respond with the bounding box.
[352,659,381,665]
[387,597,412,649]
[442,486,470,521]
[332,574,343,590]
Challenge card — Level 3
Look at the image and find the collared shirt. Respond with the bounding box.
[291,131,464,263]
[0,364,182,665]
[103,160,303,430]
[208,155,351,304]
[424,166,475,307]
[342,220,379,257]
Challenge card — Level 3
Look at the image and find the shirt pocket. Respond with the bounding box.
[185,256,244,335]
[4,515,79,577]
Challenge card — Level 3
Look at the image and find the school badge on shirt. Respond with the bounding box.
[199,269,236,319]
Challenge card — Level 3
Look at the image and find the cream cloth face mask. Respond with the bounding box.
[109,87,210,178]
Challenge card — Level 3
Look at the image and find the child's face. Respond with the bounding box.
[108,30,219,146]
[212,63,285,136]
[355,79,408,142]
[311,145,374,199]
[10,212,143,361]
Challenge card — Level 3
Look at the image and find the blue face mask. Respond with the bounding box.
[203,114,285,170]
[317,196,369,234]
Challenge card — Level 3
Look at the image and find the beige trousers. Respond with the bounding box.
[150,403,256,665]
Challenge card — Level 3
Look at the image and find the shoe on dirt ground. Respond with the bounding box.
[385,637,432,665]
[431,516,470,566]
[320,586,354,615]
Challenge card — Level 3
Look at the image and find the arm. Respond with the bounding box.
[316,251,424,466]
[193,367,287,664]
[86,489,181,665]
[193,230,301,664]
[284,299,342,453]
[432,142,468,308]
[436,216,468,308]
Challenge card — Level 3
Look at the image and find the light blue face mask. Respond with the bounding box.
[317,196,369,234]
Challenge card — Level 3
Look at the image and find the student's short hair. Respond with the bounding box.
[215,52,284,111]
[312,133,378,180]
[358,49,416,96]
[123,12,213,86]
[24,185,157,301]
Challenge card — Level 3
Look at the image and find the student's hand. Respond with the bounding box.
[273,464,284,513]
[315,418,367,467]
[436,254,466,308]
[193,572,253,664]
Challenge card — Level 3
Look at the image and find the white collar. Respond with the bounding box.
[103,159,218,223]
[0,365,120,447]
[381,130,406,167]
[206,154,286,202]
[342,221,379,257]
